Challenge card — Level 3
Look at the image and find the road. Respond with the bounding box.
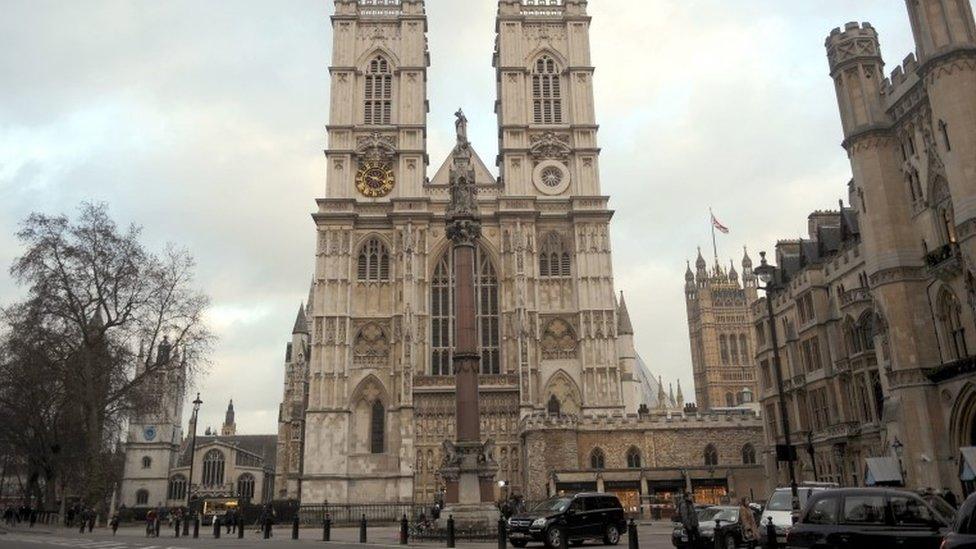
[0,523,676,549]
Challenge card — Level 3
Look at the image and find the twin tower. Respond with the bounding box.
[275,0,644,504]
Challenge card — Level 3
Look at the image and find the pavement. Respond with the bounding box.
[0,522,677,549]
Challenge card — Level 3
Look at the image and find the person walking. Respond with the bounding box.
[677,491,700,546]
[110,514,120,536]
[739,497,761,549]
[145,509,155,537]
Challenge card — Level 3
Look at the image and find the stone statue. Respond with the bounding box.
[455,108,468,146]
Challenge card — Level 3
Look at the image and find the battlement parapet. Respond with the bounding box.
[881,53,921,102]
[519,409,761,433]
[826,22,882,73]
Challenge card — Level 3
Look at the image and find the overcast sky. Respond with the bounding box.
[0,1,953,434]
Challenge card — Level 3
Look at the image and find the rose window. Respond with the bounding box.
[540,166,563,187]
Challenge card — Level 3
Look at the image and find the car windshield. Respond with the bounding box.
[711,508,738,523]
[697,508,721,521]
[766,489,813,511]
[923,494,956,524]
[531,497,571,513]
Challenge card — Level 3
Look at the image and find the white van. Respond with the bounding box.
[760,483,837,546]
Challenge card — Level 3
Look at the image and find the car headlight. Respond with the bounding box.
[531,518,548,528]
[507,518,515,526]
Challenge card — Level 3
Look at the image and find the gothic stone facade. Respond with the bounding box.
[755,1,976,494]
[685,251,760,411]
[276,0,764,505]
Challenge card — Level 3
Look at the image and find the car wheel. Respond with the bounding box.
[546,527,564,549]
[510,541,527,548]
[724,533,736,549]
[603,524,621,546]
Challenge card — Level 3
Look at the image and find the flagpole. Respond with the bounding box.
[710,207,719,267]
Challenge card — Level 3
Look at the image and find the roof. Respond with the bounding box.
[429,144,496,187]
[617,293,634,335]
[178,434,278,470]
[292,304,308,335]
[864,457,903,486]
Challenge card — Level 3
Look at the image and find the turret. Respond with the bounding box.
[221,399,236,436]
[905,0,976,62]
[742,247,758,302]
[676,380,685,409]
[685,261,696,295]
[826,23,890,141]
[728,261,739,285]
[616,292,639,412]
[695,247,707,284]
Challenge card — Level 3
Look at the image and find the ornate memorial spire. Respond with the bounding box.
[446,109,480,233]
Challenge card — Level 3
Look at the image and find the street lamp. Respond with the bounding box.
[183,393,203,535]
[892,437,906,486]
[754,252,801,518]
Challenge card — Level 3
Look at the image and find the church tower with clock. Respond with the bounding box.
[287,0,645,505]
[120,337,186,509]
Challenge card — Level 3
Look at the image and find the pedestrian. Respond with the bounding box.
[110,514,120,536]
[146,509,156,537]
[225,509,233,534]
[677,491,700,546]
[739,497,761,549]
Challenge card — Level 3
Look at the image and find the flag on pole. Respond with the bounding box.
[711,212,730,234]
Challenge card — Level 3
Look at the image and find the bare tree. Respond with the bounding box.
[1,202,213,512]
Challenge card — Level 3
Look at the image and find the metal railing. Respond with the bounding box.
[299,503,421,526]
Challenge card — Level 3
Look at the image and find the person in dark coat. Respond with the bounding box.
[677,491,700,546]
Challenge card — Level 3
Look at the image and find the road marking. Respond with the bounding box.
[0,534,189,549]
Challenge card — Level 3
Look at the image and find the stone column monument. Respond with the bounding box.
[439,110,500,526]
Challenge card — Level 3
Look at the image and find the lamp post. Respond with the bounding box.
[754,252,800,518]
[185,394,203,510]
[892,437,906,487]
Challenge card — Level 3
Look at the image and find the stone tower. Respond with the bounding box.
[684,249,759,410]
[290,0,639,505]
[274,302,312,500]
[221,400,237,436]
[120,337,186,508]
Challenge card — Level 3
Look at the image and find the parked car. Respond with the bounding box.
[941,491,976,548]
[672,505,760,549]
[761,483,837,545]
[786,487,950,549]
[506,492,627,548]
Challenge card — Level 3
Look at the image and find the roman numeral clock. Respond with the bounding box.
[355,159,395,198]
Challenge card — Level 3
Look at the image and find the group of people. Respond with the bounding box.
[676,492,762,548]
[2,504,37,527]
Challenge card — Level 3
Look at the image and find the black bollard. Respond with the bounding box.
[446,515,455,548]
[360,514,368,543]
[323,514,331,541]
[175,519,181,538]
[238,514,245,539]
[183,515,190,537]
[497,518,507,549]
[627,519,638,549]
[79,520,85,534]
[214,516,221,539]
[264,518,272,540]
[713,519,723,549]
[765,517,777,549]
[400,514,409,545]
[193,517,200,538]
[559,524,568,549]
[293,514,300,540]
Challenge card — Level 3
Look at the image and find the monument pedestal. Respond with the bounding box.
[439,440,499,528]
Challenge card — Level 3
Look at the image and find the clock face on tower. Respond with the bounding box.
[143,426,157,442]
[355,160,395,198]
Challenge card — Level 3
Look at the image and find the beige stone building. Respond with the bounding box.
[275,0,765,507]
[754,1,976,495]
[685,250,760,410]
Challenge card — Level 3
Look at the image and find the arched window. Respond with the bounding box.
[857,313,875,351]
[704,444,718,466]
[237,473,255,501]
[135,489,149,506]
[532,55,562,124]
[168,475,187,501]
[364,56,392,125]
[725,392,734,408]
[720,335,729,364]
[202,449,225,486]
[539,232,571,278]
[739,334,749,363]
[430,248,501,375]
[939,290,969,360]
[729,336,739,364]
[589,448,605,470]
[742,444,756,465]
[626,447,642,469]
[357,238,390,282]
[142,456,152,469]
[370,400,385,454]
[547,395,561,416]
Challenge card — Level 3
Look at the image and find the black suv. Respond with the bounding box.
[506,493,627,548]
[787,487,951,548]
